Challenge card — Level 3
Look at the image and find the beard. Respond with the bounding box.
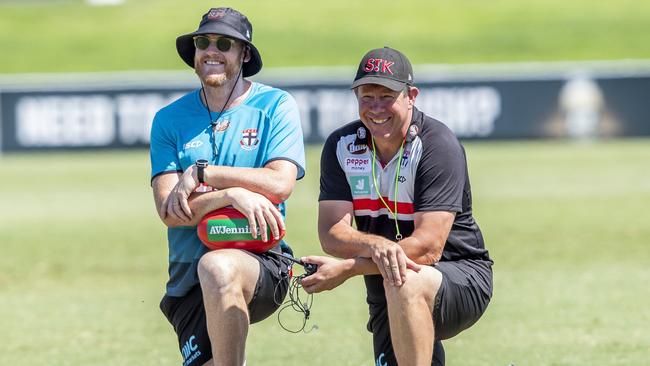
[194,55,242,88]
[203,73,228,87]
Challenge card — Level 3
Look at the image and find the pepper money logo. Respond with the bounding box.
[345,157,371,173]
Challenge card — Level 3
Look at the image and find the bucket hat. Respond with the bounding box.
[176,7,262,77]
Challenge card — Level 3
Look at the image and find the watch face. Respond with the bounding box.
[196,159,209,167]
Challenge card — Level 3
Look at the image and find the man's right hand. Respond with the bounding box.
[225,187,284,243]
[300,256,353,293]
[163,164,199,223]
[367,240,421,287]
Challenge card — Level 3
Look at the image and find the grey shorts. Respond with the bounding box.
[366,259,493,366]
[159,249,292,366]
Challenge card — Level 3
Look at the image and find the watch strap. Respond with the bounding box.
[197,166,205,184]
[196,160,208,184]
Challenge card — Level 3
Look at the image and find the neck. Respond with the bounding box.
[202,77,251,113]
[373,136,405,164]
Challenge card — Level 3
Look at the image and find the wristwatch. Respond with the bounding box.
[195,159,209,184]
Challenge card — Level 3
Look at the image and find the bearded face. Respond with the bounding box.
[194,36,246,87]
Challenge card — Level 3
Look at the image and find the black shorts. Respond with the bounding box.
[366,259,493,366]
[159,249,292,366]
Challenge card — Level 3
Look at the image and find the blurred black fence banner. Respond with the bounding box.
[1,62,649,152]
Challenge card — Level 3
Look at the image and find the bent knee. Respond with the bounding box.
[197,250,239,288]
[384,267,442,305]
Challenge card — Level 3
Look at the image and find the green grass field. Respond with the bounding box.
[1,0,650,364]
[1,140,649,365]
[1,0,650,73]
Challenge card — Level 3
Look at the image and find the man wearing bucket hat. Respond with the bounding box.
[300,47,493,365]
[149,7,305,366]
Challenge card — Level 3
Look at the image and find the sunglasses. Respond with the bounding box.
[193,36,236,52]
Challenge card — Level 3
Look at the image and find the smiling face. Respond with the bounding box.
[355,84,418,147]
[194,34,249,87]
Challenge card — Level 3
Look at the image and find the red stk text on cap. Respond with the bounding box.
[364,58,395,75]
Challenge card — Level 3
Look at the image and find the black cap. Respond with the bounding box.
[351,47,413,91]
[176,7,262,77]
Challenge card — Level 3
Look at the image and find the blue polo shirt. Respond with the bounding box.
[150,82,305,297]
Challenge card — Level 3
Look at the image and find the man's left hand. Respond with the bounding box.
[368,240,421,287]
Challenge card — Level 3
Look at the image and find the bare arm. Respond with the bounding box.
[300,254,413,293]
[164,159,297,223]
[316,200,454,286]
[317,200,419,286]
[301,217,452,293]
[318,200,454,264]
[203,160,298,204]
[318,200,393,259]
[152,172,284,241]
[152,172,229,227]
[399,210,455,265]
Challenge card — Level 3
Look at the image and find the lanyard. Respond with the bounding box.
[370,137,405,241]
[201,66,243,160]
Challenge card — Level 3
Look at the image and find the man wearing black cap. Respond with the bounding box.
[149,7,305,366]
[301,47,493,365]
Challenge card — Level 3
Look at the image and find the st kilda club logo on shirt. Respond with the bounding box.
[240,128,260,151]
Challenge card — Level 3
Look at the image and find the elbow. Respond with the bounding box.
[318,230,339,257]
[403,233,446,265]
[417,252,440,266]
[157,208,177,228]
[267,185,294,204]
[156,209,172,228]
[406,245,443,266]
[421,246,444,265]
[273,174,297,204]
[161,217,182,228]
[267,191,289,205]
[158,212,196,228]
[322,242,348,258]
[319,231,354,259]
[321,241,338,257]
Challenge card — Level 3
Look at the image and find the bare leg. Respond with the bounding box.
[197,249,261,366]
[384,266,442,366]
